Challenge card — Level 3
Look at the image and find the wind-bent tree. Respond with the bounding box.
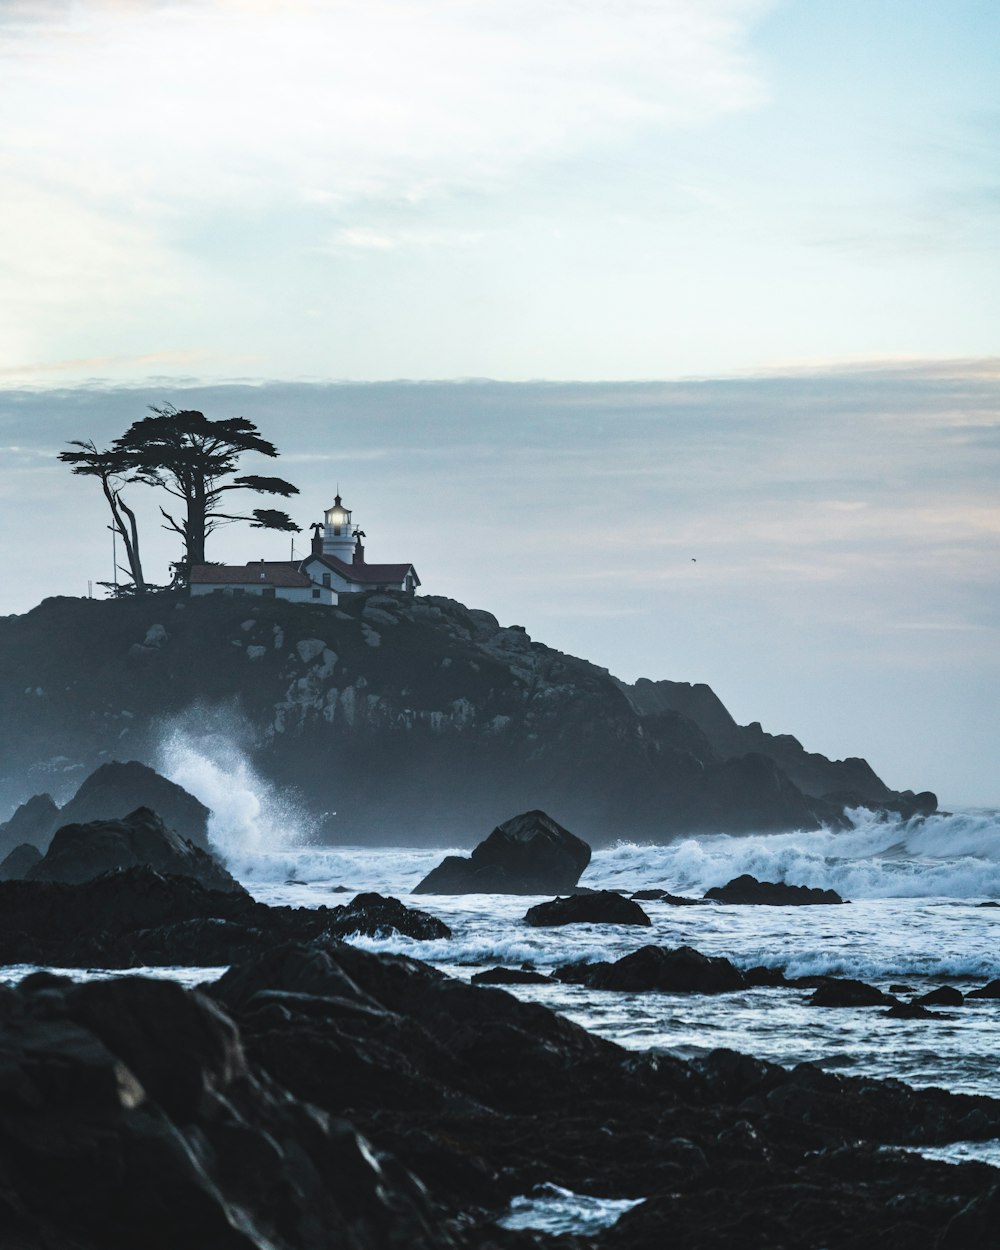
[58,440,148,595]
[113,406,300,575]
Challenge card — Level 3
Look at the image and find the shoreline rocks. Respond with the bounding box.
[0,871,449,968]
[25,805,243,893]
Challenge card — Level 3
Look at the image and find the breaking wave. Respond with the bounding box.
[154,706,319,863]
[585,808,1000,900]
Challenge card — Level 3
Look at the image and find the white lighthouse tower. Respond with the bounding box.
[321,494,358,562]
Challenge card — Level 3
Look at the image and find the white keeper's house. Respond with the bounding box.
[189,493,420,604]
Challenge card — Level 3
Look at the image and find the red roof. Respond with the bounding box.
[190,562,312,589]
[303,553,420,587]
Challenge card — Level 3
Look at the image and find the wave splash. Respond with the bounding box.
[154,706,318,863]
[588,807,1000,899]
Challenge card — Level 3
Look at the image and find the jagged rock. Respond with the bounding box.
[809,979,898,1008]
[28,806,242,893]
[56,760,211,850]
[0,870,448,969]
[621,676,932,822]
[0,842,42,881]
[0,973,454,1250]
[967,979,1000,1000]
[0,792,59,856]
[524,891,651,927]
[327,892,450,940]
[554,945,746,993]
[705,874,845,906]
[413,810,591,894]
[470,967,552,985]
[915,986,964,1007]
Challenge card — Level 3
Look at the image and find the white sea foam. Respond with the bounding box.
[499,1185,643,1235]
[584,808,1000,900]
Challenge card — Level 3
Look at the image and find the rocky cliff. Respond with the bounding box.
[0,592,933,844]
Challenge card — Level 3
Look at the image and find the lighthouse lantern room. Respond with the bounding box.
[322,494,357,561]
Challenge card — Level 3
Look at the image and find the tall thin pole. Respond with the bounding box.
[112,526,118,587]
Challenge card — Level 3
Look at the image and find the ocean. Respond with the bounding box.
[208,807,1000,1110]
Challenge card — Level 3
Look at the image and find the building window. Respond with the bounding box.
[312,589,320,599]
[262,587,276,599]
[322,573,331,587]
[405,573,414,592]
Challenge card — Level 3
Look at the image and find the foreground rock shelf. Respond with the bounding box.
[1,936,1000,1248]
[0,870,449,967]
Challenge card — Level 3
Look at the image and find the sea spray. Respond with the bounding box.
[154,706,319,864]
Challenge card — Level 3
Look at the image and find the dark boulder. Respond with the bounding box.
[705,874,845,906]
[555,944,745,993]
[886,1002,945,1019]
[915,985,964,1008]
[328,892,450,940]
[744,965,789,988]
[470,967,552,985]
[967,979,1000,1000]
[57,759,212,850]
[28,806,242,893]
[0,842,43,881]
[524,890,651,927]
[810,979,898,1008]
[412,809,591,894]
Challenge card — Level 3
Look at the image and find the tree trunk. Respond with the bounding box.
[100,475,146,594]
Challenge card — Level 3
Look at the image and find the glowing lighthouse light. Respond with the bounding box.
[322,493,358,560]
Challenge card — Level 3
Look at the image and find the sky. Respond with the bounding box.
[1,1,998,808]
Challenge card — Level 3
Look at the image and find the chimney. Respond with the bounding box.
[353,538,365,566]
[311,525,323,556]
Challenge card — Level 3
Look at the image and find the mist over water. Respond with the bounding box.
[154,707,319,864]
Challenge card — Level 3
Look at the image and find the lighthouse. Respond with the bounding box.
[320,494,357,562]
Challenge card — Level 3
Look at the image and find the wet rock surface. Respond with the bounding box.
[471,967,553,985]
[414,810,591,895]
[0,873,449,968]
[0,761,212,858]
[554,945,746,993]
[0,926,996,1246]
[704,874,845,906]
[524,892,651,928]
[27,805,242,893]
[0,972,455,1250]
[809,978,899,1008]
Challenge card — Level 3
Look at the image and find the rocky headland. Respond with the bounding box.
[0,592,936,845]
